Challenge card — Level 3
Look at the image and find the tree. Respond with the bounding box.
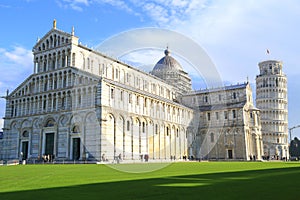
[289,137,300,158]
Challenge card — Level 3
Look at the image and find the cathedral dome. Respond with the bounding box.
[152,48,183,71]
[151,48,192,94]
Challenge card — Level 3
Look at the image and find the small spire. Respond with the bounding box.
[53,19,57,29]
[6,89,9,97]
[72,26,75,36]
[247,76,249,83]
[36,37,40,42]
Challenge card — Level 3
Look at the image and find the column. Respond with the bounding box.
[54,55,57,69]
[47,77,51,91]
[64,54,67,67]
[45,55,48,71]
[54,95,57,111]
[66,73,69,87]
[40,78,44,93]
[57,55,60,69]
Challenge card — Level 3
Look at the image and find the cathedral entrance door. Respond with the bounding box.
[45,133,55,156]
[72,138,80,160]
[21,141,29,160]
[228,149,233,159]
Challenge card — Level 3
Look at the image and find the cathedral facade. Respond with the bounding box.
[0,21,288,162]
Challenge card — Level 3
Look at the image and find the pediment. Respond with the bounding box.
[33,28,76,52]
[8,67,99,99]
[9,74,35,98]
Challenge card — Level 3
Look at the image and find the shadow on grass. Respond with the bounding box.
[1,167,299,200]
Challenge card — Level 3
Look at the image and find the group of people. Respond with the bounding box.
[249,155,256,161]
[41,154,53,162]
[101,154,192,162]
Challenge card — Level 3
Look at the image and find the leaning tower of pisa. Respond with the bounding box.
[256,60,289,160]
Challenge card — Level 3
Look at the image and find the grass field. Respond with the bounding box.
[1,162,300,199]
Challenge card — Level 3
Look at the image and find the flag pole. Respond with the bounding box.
[266,49,271,60]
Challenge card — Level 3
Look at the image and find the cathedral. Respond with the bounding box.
[0,21,289,163]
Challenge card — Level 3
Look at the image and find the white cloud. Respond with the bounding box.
[0,46,32,121]
[127,0,207,26]
[4,46,32,66]
[129,0,300,84]
[0,46,32,89]
[142,3,169,24]
[91,0,300,83]
[120,49,208,89]
[97,27,223,87]
[56,0,90,11]
[96,0,134,13]
[56,0,134,13]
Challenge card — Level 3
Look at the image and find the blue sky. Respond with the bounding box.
[0,0,300,138]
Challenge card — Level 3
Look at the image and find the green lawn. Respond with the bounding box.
[0,162,300,199]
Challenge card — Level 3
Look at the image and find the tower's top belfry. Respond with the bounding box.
[258,60,283,76]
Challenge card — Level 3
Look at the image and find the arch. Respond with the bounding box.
[58,114,69,126]
[32,118,40,129]
[115,114,125,158]
[44,118,56,127]
[124,116,134,159]
[104,113,116,160]
[126,119,131,131]
[142,121,146,133]
[22,130,29,138]
[85,111,97,124]
[166,125,170,136]
[10,121,18,131]
[71,125,80,133]
[21,119,31,128]
[69,114,82,125]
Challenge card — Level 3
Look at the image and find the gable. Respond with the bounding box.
[9,67,100,99]
[32,28,75,52]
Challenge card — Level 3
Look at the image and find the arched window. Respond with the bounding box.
[232,110,236,118]
[110,88,114,99]
[142,122,145,133]
[45,119,55,127]
[22,131,29,137]
[61,97,65,109]
[72,53,76,66]
[115,69,118,79]
[128,93,132,103]
[207,112,211,121]
[127,120,130,131]
[210,133,214,142]
[72,125,80,133]
[136,96,139,105]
